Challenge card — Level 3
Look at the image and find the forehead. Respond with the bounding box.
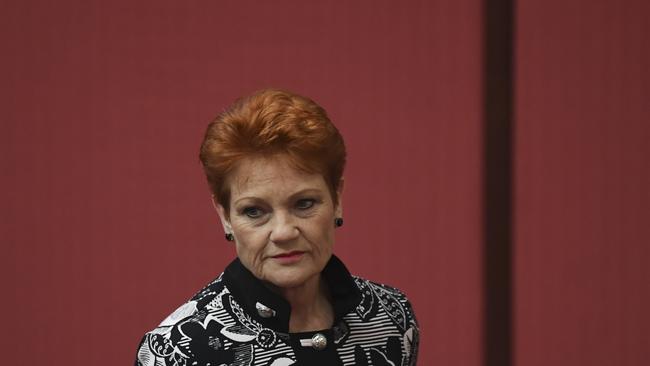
[228,156,328,199]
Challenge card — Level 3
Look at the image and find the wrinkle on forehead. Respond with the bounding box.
[228,155,324,199]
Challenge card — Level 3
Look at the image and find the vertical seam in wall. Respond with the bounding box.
[482,0,514,364]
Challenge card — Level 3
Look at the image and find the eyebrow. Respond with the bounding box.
[233,188,325,206]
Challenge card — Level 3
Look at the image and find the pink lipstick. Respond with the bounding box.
[272,251,304,264]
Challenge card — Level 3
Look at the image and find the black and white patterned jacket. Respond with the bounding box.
[135,255,419,366]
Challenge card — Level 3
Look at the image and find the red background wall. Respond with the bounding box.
[1,1,482,365]
[2,1,648,366]
[514,0,650,365]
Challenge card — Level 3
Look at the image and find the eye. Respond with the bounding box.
[242,206,264,219]
[295,198,316,210]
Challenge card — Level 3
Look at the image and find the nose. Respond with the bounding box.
[269,212,299,243]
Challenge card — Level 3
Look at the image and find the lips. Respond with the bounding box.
[272,251,304,259]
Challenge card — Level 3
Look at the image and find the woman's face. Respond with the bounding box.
[216,155,342,290]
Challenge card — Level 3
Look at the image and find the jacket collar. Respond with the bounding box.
[222,254,361,333]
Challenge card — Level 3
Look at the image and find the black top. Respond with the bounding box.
[135,255,419,366]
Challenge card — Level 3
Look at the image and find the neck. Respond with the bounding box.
[279,274,333,333]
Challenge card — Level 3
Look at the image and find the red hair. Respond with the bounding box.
[199,89,346,211]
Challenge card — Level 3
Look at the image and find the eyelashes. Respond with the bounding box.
[242,206,264,219]
[239,198,321,220]
[295,198,316,210]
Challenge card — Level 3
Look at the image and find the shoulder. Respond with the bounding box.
[353,276,411,300]
[134,274,230,366]
[350,275,419,329]
[161,273,227,327]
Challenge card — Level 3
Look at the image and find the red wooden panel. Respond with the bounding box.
[515,0,650,365]
[0,1,483,365]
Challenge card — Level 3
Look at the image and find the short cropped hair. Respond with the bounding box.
[199,89,346,212]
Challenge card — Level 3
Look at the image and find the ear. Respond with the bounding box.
[335,178,344,218]
[211,195,232,235]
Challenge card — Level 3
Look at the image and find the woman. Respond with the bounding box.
[135,89,419,366]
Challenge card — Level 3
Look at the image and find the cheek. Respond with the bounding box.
[233,224,268,258]
[310,213,336,248]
